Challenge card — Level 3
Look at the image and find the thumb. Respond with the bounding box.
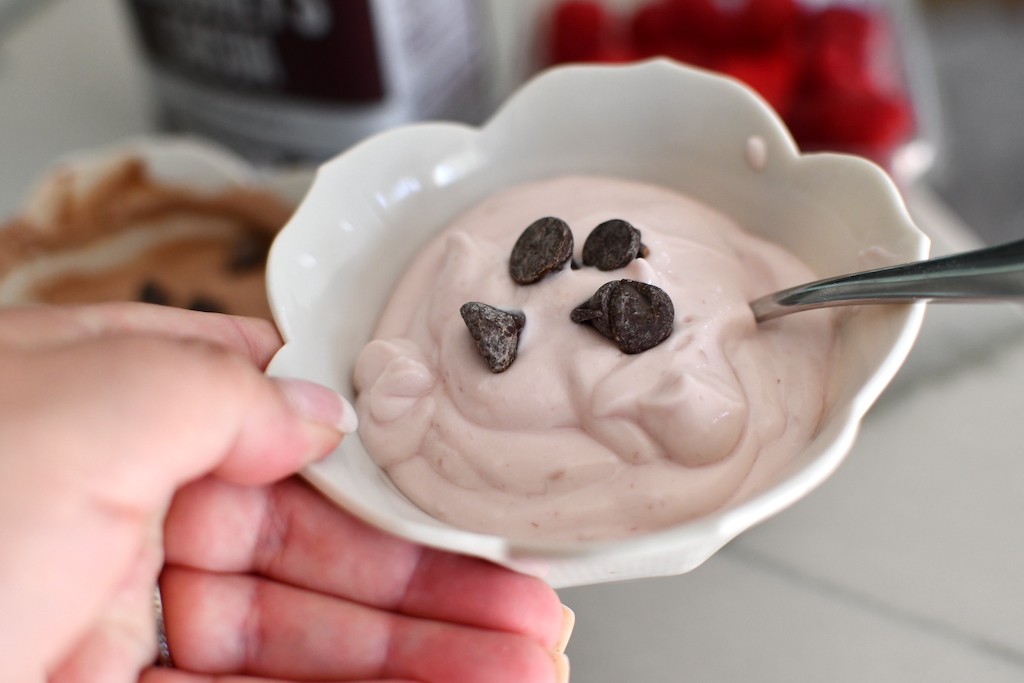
[23,333,356,503]
[221,374,359,485]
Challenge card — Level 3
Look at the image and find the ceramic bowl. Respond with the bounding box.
[266,59,928,588]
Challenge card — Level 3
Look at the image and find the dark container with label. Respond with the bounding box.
[122,0,493,164]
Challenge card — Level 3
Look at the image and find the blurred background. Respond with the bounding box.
[3,0,1024,246]
[3,0,1024,247]
[4,1,1024,681]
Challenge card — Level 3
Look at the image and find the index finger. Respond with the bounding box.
[164,477,566,650]
[0,302,282,368]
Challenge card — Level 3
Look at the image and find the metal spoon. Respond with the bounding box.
[750,237,1024,323]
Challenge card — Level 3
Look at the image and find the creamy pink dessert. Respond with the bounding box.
[354,175,836,541]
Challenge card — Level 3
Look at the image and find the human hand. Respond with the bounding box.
[0,302,569,683]
[150,476,572,683]
[0,302,350,682]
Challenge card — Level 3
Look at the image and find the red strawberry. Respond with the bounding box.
[664,0,735,50]
[801,6,875,92]
[548,0,614,64]
[788,87,913,152]
[715,44,801,116]
[626,0,718,67]
[592,42,641,63]
[812,5,873,55]
[662,41,715,69]
[630,0,676,56]
[735,0,806,50]
[804,41,870,93]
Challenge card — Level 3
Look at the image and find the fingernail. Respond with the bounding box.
[555,653,570,683]
[273,377,358,434]
[554,605,575,656]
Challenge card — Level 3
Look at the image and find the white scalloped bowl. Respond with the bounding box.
[266,59,928,588]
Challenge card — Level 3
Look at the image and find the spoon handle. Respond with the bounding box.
[751,237,1024,322]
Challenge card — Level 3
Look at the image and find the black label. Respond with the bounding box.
[124,0,385,103]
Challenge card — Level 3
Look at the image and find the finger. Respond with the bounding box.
[142,670,419,683]
[3,335,350,498]
[160,568,558,683]
[164,478,564,649]
[0,303,282,369]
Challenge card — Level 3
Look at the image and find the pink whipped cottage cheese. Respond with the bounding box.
[353,175,836,541]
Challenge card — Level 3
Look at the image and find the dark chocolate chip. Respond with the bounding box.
[582,219,642,271]
[609,280,674,353]
[509,217,573,285]
[138,280,170,306]
[229,230,274,272]
[571,279,674,354]
[569,280,616,338]
[460,302,526,373]
[187,295,227,314]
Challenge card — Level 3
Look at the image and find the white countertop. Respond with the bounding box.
[5,1,1024,681]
